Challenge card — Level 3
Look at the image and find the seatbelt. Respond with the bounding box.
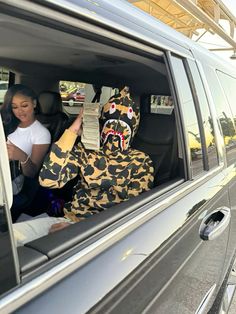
[92,88,101,103]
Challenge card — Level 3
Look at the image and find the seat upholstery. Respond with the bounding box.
[132,113,177,186]
[36,91,68,142]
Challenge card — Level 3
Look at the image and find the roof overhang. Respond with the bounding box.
[128,0,236,50]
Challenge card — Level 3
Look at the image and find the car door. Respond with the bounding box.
[13,53,232,314]
[81,53,232,313]
[0,116,19,295]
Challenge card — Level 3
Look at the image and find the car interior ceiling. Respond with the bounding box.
[0,12,169,92]
[0,12,184,272]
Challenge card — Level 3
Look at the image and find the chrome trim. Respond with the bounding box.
[195,284,217,314]
[220,284,236,313]
[170,164,223,199]
[199,206,231,241]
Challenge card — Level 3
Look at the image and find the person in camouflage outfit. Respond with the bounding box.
[13,88,154,245]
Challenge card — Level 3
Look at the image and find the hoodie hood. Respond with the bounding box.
[101,88,140,152]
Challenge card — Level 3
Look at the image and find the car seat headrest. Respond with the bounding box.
[136,113,174,145]
[38,91,63,115]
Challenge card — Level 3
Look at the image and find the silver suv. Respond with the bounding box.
[1,1,236,314]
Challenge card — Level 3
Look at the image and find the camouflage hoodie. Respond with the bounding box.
[39,88,154,221]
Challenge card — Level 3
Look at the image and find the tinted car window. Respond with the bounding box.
[217,70,236,137]
[188,60,218,169]
[170,56,204,177]
[205,68,236,166]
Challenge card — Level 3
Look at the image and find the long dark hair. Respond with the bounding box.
[1,84,38,137]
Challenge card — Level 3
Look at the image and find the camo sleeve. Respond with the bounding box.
[128,154,154,198]
[39,129,81,189]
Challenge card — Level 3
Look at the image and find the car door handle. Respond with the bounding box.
[199,207,231,241]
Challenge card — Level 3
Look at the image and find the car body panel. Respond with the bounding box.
[0,1,235,313]
[13,168,231,314]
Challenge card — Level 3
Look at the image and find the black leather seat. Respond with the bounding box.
[36,91,68,142]
[132,113,178,186]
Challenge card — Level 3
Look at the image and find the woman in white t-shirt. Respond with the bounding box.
[1,84,51,221]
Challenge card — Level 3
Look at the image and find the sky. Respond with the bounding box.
[195,0,236,66]
[222,0,236,15]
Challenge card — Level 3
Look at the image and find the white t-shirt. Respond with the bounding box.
[8,120,51,156]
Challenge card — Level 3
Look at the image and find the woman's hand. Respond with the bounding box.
[7,141,27,162]
[48,222,71,233]
[69,108,84,136]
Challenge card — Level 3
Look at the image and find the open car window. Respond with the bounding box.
[0,7,187,271]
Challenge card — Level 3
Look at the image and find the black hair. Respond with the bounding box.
[0,84,38,137]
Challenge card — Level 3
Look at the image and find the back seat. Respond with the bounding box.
[36,91,68,143]
[132,112,178,186]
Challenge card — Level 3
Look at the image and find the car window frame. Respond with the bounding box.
[0,117,20,294]
[194,61,225,167]
[167,52,207,178]
[187,60,219,170]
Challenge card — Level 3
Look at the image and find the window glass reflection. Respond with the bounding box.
[206,69,236,166]
[171,56,204,176]
[188,60,218,169]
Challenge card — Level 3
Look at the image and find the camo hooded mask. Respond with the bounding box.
[101,87,140,152]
